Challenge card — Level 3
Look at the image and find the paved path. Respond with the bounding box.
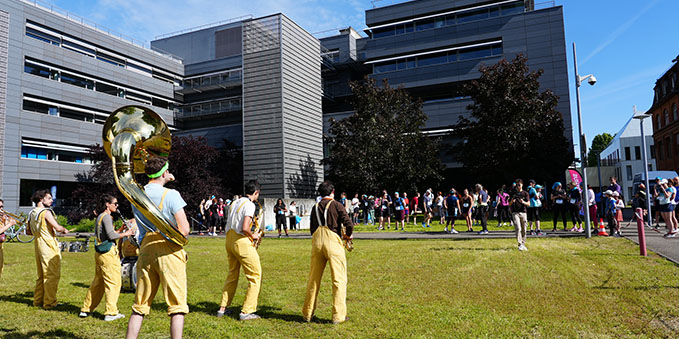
[619,220,679,264]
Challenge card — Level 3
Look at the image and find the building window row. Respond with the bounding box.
[24,59,177,110]
[654,102,679,131]
[21,137,92,164]
[370,1,524,39]
[182,69,242,90]
[175,97,242,119]
[25,21,181,86]
[372,43,502,74]
[22,94,109,125]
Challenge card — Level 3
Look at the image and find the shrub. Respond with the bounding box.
[74,218,95,233]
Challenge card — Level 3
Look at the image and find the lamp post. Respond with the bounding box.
[632,106,653,228]
[573,42,597,238]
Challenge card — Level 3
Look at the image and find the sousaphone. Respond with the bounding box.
[102,106,188,247]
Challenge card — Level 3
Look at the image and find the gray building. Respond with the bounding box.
[0,0,572,212]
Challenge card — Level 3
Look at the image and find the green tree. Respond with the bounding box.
[587,133,614,166]
[324,78,443,195]
[456,54,572,187]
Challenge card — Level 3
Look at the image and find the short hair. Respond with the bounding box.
[32,189,51,203]
[528,179,536,185]
[0,198,3,203]
[318,181,334,197]
[97,194,116,214]
[145,157,168,176]
[244,180,261,195]
[515,179,523,185]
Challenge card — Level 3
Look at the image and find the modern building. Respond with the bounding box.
[650,56,679,173]
[600,116,656,201]
[0,0,572,211]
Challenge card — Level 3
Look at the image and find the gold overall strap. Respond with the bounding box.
[227,199,249,229]
[29,208,47,235]
[95,214,104,245]
[158,188,170,210]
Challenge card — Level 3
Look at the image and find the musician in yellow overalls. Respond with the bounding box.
[302,181,353,324]
[125,157,191,339]
[217,180,262,321]
[29,189,69,309]
[80,194,133,321]
[0,199,17,278]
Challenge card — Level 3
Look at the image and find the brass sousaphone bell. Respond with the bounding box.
[102,106,188,247]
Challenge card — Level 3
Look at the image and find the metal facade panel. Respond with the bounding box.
[0,10,8,194]
[242,15,284,197]
[280,15,323,198]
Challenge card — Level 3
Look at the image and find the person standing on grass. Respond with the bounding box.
[510,179,530,251]
[586,184,597,230]
[444,189,460,234]
[422,189,433,228]
[496,188,510,227]
[29,189,70,310]
[411,192,420,225]
[274,198,288,238]
[567,182,584,232]
[126,157,191,339]
[351,194,360,225]
[217,180,262,321]
[80,194,134,321]
[461,189,473,232]
[393,192,406,231]
[403,192,410,225]
[0,199,17,278]
[368,195,376,225]
[551,182,568,232]
[527,181,543,236]
[302,180,353,324]
[378,192,391,230]
[476,184,490,235]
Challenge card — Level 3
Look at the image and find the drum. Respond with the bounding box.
[121,257,138,291]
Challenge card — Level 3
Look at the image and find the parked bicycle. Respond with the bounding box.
[1,212,33,243]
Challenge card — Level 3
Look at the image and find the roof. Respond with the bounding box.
[600,115,653,157]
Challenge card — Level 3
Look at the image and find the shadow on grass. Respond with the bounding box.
[430,247,510,251]
[0,291,81,315]
[257,305,321,323]
[594,285,679,291]
[70,282,90,289]
[1,328,88,339]
[189,301,220,316]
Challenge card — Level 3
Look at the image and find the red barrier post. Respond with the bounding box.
[635,207,647,256]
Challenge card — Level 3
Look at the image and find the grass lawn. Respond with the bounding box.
[1,234,678,338]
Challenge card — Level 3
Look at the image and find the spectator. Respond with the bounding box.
[411,192,421,225]
[496,188,510,227]
[393,192,406,231]
[461,189,473,232]
[422,189,433,228]
[476,184,490,235]
[527,181,544,236]
[655,178,676,237]
[444,189,460,234]
[567,182,584,232]
[403,192,410,225]
[351,194,360,225]
[551,182,568,232]
[274,198,288,237]
[510,179,530,251]
[608,177,622,197]
[586,184,597,230]
[288,201,298,231]
[379,192,391,230]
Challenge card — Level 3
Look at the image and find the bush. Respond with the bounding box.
[56,215,70,228]
[73,218,95,233]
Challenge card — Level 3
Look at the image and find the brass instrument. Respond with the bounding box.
[102,106,188,247]
[0,211,27,227]
[341,225,353,252]
[251,202,264,249]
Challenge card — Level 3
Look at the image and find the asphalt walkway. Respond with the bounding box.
[619,220,679,264]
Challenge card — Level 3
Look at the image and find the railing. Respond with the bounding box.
[155,15,254,40]
[21,0,183,63]
[370,0,413,9]
[182,70,242,91]
[174,98,242,119]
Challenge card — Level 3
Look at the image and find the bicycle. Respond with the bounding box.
[3,222,34,243]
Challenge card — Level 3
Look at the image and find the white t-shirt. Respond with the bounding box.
[225,197,256,235]
[352,198,360,209]
[289,205,297,216]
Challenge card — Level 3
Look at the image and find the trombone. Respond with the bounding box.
[0,211,27,227]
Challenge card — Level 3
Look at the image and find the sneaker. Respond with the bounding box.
[422,222,426,228]
[466,229,474,233]
[664,232,676,238]
[401,228,404,231]
[536,230,544,236]
[332,316,349,324]
[450,229,459,234]
[79,312,89,318]
[104,313,125,322]
[529,230,535,235]
[216,309,232,318]
[520,244,528,251]
[239,312,261,321]
[577,227,584,233]
[426,225,431,228]
[444,227,448,233]
[478,230,485,235]
[569,227,577,232]
[613,232,622,238]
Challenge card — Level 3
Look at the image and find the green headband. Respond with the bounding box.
[147,161,169,179]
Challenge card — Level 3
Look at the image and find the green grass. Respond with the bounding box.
[1,235,678,338]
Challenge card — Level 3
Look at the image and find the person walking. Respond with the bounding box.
[403,192,410,225]
[80,194,134,321]
[510,179,530,251]
[274,198,288,238]
[422,190,433,228]
[604,190,618,236]
[551,182,568,232]
[411,192,420,225]
[302,181,353,324]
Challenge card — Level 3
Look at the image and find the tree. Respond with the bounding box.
[456,54,572,187]
[70,135,235,222]
[587,133,614,166]
[324,77,443,195]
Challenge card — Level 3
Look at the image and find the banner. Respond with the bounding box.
[568,169,583,187]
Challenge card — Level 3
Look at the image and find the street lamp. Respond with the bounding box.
[573,42,596,238]
[632,106,652,256]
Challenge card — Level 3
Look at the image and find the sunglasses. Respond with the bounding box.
[111,202,119,206]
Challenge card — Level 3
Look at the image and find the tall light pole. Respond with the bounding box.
[632,106,653,228]
[573,42,597,238]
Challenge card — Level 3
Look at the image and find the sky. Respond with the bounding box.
[46,0,679,150]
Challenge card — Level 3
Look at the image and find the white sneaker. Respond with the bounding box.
[104,313,125,321]
[450,229,459,234]
[518,244,528,251]
[444,227,448,233]
[239,312,261,321]
[79,312,89,318]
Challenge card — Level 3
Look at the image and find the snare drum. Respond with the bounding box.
[121,257,138,291]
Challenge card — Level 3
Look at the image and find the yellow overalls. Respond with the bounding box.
[30,207,61,309]
[81,213,122,315]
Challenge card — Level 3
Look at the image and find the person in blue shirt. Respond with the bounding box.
[393,192,406,231]
[444,189,460,234]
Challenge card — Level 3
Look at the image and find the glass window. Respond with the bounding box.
[59,107,94,122]
[459,46,492,60]
[489,7,500,17]
[60,72,94,89]
[128,62,152,75]
[625,147,631,161]
[434,17,445,28]
[635,146,641,160]
[626,165,633,181]
[501,2,525,15]
[23,99,50,114]
[416,19,435,31]
[665,109,669,125]
[674,103,678,121]
[417,52,448,67]
[374,61,397,73]
[491,43,503,56]
[24,62,51,78]
[396,60,407,70]
[373,27,395,38]
[62,40,95,57]
[445,15,456,26]
[95,82,119,96]
[394,24,405,35]
[96,52,125,67]
[406,58,416,69]
[448,51,457,63]
[405,23,414,33]
[457,9,489,23]
[25,27,60,45]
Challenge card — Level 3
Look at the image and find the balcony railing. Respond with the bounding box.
[179,70,242,93]
[174,98,242,119]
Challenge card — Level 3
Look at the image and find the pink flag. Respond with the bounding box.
[568,169,583,187]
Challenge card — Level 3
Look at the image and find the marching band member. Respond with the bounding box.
[302,180,353,324]
[29,189,69,309]
[0,199,17,278]
[79,194,133,321]
[125,157,190,339]
[217,180,262,320]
